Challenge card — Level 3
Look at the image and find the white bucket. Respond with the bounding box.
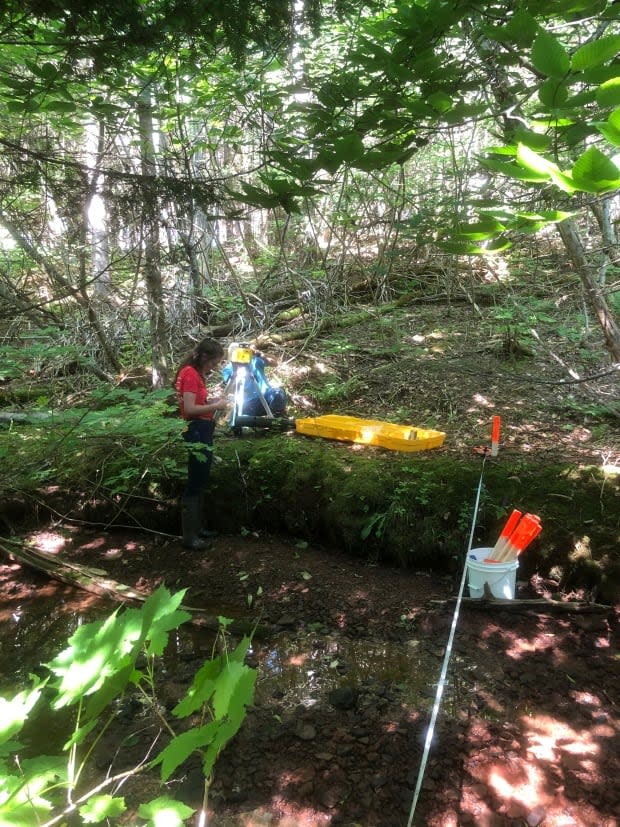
[466,547,518,600]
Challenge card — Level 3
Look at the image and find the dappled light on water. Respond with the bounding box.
[251,632,442,711]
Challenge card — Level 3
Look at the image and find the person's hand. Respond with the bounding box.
[211,397,230,411]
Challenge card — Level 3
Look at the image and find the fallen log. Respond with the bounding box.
[430,596,611,614]
[0,540,267,637]
[0,412,54,423]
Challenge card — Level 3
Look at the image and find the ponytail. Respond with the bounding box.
[175,337,224,381]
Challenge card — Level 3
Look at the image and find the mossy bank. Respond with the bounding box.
[4,426,617,604]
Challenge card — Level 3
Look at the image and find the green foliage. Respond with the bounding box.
[0,385,186,502]
[0,586,256,826]
[307,374,368,408]
[0,334,83,383]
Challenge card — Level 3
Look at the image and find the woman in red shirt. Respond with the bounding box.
[175,338,228,550]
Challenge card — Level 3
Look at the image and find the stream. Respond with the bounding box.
[0,566,454,749]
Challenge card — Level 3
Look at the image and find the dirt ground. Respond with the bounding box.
[1,521,618,827]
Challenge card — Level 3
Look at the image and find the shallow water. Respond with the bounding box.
[0,578,451,734]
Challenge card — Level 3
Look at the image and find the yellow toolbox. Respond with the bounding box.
[295,414,445,453]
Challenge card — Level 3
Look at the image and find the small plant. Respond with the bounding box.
[0,587,256,826]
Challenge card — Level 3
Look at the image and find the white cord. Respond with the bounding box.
[406,455,487,827]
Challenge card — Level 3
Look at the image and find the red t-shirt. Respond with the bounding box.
[175,365,212,420]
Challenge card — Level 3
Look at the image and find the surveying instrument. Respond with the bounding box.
[223,342,277,435]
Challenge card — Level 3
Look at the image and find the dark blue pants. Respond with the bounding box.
[183,419,215,498]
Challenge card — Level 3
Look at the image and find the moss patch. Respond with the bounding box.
[203,432,619,598]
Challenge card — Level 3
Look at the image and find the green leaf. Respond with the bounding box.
[525,209,576,223]
[597,77,620,108]
[606,108,620,132]
[83,663,135,721]
[532,31,570,78]
[516,143,556,177]
[333,132,365,163]
[47,611,133,708]
[315,150,340,175]
[0,754,65,818]
[598,107,620,145]
[0,681,45,745]
[571,147,620,193]
[212,661,256,722]
[428,91,452,113]
[442,102,488,124]
[513,128,551,151]
[516,144,576,193]
[172,658,221,718]
[583,65,620,85]
[172,632,251,718]
[140,586,191,657]
[47,587,189,709]
[561,88,597,108]
[484,145,517,156]
[79,795,126,823]
[62,717,99,751]
[6,99,32,113]
[454,218,506,240]
[138,796,195,826]
[480,156,548,182]
[497,9,538,47]
[572,35,620,71]
[229,634,253,665]
[260,175,295,195]
[538,77,569,108]
[42,100,77,113]
[485,237,513,252]
[596,120,620,146]
[28,61,59,81]
[156,721,220,780]
[237,183,281,209]
[437,239,494,255]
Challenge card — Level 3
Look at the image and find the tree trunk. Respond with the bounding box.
[85,117,111,298]
[558,218,620,363]
[0,208,122,373]
[138,87,169,388]
[590,196,620,286]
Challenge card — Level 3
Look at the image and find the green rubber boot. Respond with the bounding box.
[181,497,212,551]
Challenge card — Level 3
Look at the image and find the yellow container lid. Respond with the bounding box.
[295,414,445,453]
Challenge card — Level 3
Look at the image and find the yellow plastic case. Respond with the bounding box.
[295,414,445,453]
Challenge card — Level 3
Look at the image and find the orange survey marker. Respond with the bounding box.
[495,513,542,562]
[491,416,501,457]
[490,509,522,560]
[473,415,502,457]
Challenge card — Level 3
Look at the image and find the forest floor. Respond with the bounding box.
[1,286,619,826]
[2,525,618,827]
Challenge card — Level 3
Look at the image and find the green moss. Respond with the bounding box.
[2,414,618,599]
[209,435,619,591]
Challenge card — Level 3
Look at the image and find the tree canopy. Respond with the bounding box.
[0,0,619,381]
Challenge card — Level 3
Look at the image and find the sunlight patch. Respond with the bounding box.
[470,393,493,409]
[488,762,548,807]
[31,531,67,554]
[522,713,600,763]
